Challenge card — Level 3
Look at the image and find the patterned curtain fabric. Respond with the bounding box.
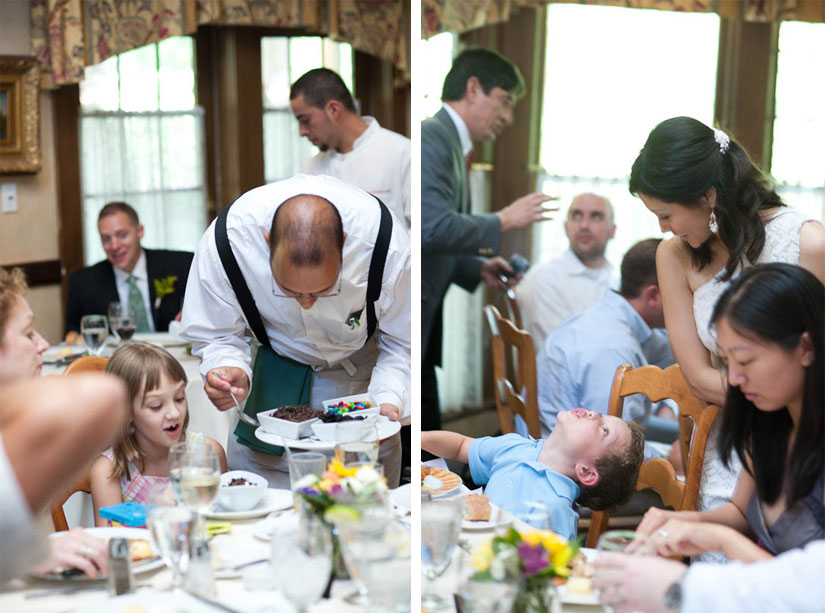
[422,0,825,38]
[31,0,409,88]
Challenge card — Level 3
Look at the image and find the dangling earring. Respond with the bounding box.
[708,209,719,234]
[129,422,136,435]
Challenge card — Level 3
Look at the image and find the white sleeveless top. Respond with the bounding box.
[692,207,815,562]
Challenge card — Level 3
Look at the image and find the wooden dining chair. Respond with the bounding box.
[585,363,719,548]
[63,355,108,375]
[50,355,110,529]
[51,471,93,531]
[484,304,541,439]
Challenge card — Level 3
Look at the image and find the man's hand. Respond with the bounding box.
[479,256,520,291]
[379,403,401,421]
[496,193,558,232]
[205,367,250,411]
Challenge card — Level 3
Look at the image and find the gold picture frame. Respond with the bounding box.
[1,57,41,174]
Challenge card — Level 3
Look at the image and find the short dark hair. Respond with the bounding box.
[712,263,824,508]
[578,421,645,510]
[98,201,139,225]
[289,68,356,113]
[629,116,785,282]
[269,195,344,267]
[441,48,525,101]
[618,239,662,299]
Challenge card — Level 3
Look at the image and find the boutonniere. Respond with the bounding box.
[153,275,178,310]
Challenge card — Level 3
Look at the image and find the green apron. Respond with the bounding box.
[233,346,313,456]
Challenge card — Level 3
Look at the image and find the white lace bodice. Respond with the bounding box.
[693,207,813,353]
[692,207,816,563]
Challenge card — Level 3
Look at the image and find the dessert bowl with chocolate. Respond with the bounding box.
[216,470,268,512]
[256,405,323,439]
[310,413,377,442]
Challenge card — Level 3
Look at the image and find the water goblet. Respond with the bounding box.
[146,490,194,590]
[178,444,220,540]
[272,513,333,612]
[334,440,379,467]
[335,505,393,606]
[107,302,137,342]
[421,498,462,610]
[80,314,108,356]
[167,441,189,505]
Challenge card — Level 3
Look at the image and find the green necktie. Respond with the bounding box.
[128,275,151,332]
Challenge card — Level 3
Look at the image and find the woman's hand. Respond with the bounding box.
[31,528,108,579]
[635,507,680,536]
[649,519,730,558]
[593,551,687,613]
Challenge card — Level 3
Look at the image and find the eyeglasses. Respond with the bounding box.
[271,265,343,300]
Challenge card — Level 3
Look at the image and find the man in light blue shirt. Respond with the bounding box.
[537,239,675,438]
[422,410,645,541]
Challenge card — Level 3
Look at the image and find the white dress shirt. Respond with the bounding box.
[301,117,411,228]
[180,174,411,418]
[515,248,618,350]
[682,539,825,612]
[113,251,156,331]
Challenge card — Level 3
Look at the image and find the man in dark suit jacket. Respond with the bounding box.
[421,48,556,430]
[65,202,193,338]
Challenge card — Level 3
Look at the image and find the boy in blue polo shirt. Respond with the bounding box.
[422,408,645,540]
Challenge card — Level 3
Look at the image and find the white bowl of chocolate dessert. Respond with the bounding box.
[217,470,268,511]
[310,412,378,443]
[257,405,322,439]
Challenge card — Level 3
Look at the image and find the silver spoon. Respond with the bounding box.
[218,374,259,428]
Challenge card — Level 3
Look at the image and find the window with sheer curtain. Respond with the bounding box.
[79,37,206,267]
[535,4,721,266]
[773,21,825,222]
[261,37,353,184]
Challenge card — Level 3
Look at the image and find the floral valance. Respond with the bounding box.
[31,0,409,88]
[422,0,825,38]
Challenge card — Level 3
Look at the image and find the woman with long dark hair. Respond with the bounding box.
[629,116,825,537]
[637,263,824,561]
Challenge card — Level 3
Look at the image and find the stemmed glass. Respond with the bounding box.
[146,488,194,590]
[80,314,108,356]
[178,444,220,540]
[334,440,380,466]
[167,442,189,505]
[272,514,333,612]
[335,505,393,606]
[108,302,137,342]
[421,498,462,610]
[455,545,519,613]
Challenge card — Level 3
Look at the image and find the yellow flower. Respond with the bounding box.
[471,539,494,572]
[328,457,358,478]
[522,530,574,576]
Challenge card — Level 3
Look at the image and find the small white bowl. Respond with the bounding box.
[257,408,319,439]
[311,416,377,443]
[217,470,268,512]
[322,393,381,418]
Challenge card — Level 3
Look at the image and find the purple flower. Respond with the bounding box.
[297,487,319,497]
[330,483,343,495]
[517,542,549,576]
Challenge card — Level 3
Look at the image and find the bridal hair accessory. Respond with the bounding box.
[713,128,730,154]
[709,209,719,234]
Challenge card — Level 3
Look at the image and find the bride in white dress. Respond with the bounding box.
[628,116,825,560]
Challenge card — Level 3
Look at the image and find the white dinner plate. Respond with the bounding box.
[204,488,293,520]
[254,414,401,450]
[390,483,411,515]
[131,332,190,348]
[251,512,300,542]
[42,345,87,364]
[30,527,164,581]
[461,504,513,531]
[557,582,599,606]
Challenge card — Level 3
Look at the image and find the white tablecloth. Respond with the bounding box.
[0,511,364,613]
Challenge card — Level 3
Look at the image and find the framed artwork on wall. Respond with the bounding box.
[1,57,41,174]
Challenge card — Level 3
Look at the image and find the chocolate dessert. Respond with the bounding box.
[318,412,367,424]
[227,477,252,486]
[270,405,323,422]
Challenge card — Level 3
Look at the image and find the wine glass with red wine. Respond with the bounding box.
[108,302,137,342]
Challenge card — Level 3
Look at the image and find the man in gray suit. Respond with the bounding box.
[422,48,555,431]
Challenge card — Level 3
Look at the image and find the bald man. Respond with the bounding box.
[180,174,410,487]
[515,193,619,349]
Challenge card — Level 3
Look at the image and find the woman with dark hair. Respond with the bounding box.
[629,116,825,538]
[636,263,824,562]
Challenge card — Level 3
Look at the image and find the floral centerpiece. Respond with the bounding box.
[293,458,389,576]
[471,527,578,613]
